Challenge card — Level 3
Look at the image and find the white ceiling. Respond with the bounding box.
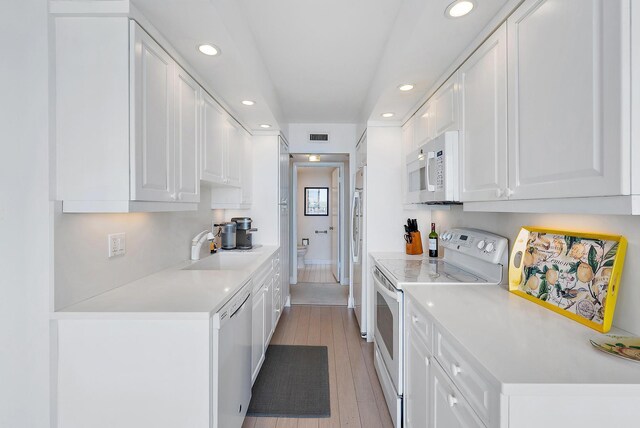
[237,0,404,123]
[132,0,511,129]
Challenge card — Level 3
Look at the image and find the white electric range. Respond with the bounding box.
[371,228,509,427]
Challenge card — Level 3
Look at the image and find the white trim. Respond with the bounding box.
[292,161,348,305]
[463,195,640,215]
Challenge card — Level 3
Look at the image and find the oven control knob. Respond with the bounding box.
[486,242,495,253]
[443,232,449,241]
[477,240,486,250]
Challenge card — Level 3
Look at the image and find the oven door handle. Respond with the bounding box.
[374,272,400,302]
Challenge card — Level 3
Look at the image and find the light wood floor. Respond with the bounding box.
[242,305,394,428]
[298,264,338,283]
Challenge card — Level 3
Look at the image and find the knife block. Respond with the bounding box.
[406,231,423,255]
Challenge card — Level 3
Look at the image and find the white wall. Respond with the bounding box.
[287,123,357,155]
[0,0,51,426]
[366,126,432,253]
[432,208,640,336]
[54,186,224,310]
[297,167,335,263]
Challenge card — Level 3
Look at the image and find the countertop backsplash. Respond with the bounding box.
[431,206,640,336]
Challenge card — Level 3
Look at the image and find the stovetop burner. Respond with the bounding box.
[378,258,483,285]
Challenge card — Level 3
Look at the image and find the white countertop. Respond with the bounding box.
[52,246,279,320]
[370,251,640,394]
[404,283,640,395]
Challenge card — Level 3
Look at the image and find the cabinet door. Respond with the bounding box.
[174,66,200,203]
[459,23,508,202]
[433,72,460,138]
[415,101,436,148]
[431,364,484,428]
[251,286,265,382]
[263,277,273,347]
[507,0,630,199]
[240,132,253,204]
[405,324,431,428]
[200,90,226,184]
[224,119,242,187]
[130,22,175,202]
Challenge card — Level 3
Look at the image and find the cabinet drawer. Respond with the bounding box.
[432,362,485,428]
[434,326,498,427]
[407,299,433,352]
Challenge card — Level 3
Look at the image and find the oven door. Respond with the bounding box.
[373,267,403,395]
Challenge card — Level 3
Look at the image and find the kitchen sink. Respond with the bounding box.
[182,252,260,271]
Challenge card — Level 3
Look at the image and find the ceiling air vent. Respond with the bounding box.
[309,133,329,143]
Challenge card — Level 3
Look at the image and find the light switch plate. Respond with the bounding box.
[108,233,126,258]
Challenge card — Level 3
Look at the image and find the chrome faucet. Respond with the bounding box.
[191,229,215,261]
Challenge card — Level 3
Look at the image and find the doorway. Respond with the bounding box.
[290,156,349,306]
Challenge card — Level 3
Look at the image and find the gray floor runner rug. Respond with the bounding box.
[247,345,330,418]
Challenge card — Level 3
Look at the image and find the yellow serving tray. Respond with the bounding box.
[509,227,627,333]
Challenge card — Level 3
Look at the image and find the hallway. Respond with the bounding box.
[298,264,338,283]
[242,306,393,428]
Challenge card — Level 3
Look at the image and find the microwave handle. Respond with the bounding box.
[425,151,436,192]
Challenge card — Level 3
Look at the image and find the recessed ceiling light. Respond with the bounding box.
[242,100,255,106]
[446,0,474,18]
[398,84,414,91]
[308,154,321,162]
[259,124,271,128]
[197,44,220,56]
[381,112,395,118]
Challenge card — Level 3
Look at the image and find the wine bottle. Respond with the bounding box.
[428,223,438,258]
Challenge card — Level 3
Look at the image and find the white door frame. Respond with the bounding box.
[291,162,346,287]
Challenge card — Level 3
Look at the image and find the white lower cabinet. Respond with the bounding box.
[56,250,283,428]
[405,316,432,428]
[431,363,485,428]
[250,253,281,384]
[251,279,266,382]
[263,277,274,347]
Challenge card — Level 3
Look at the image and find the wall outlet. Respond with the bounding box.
[108,233,126,258]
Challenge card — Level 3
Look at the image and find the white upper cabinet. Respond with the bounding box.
[56,18,202,212]
[507,0,631,200]
[174,66,200,203]
[240,132,253,205]
[209,118,253,209]
[200,90,226,185]
[459,23,508,202]
[414,101,435,149]
[225,120,242,187]
[432,72,460,138]
[130,22,175,202]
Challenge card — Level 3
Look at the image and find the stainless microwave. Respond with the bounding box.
[405,131,459,204]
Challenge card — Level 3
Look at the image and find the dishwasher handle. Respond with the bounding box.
[230,292,251,318]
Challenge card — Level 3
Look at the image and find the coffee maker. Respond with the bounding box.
[215,222,237,250]
[231,217,258,249]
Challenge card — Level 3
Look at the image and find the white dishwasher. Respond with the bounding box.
[212,280,252,428]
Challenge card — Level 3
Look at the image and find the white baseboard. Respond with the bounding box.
[348,296,355,308]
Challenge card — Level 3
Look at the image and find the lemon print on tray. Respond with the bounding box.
[509,227,627,333]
